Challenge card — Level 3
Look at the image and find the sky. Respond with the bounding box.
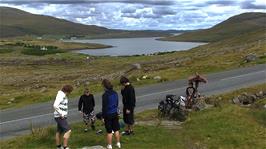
[0,0,265,30]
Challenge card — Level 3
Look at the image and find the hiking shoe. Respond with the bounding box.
[84,128,88,132]
[122,131,130,136]
[116,142,121,148]
[107,144,112,149]
[96,129,103,135]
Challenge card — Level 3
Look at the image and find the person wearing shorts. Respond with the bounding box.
[78,88,96,132]
[53,85,73,149]
[102,79,121,149]
[120,76,136,135]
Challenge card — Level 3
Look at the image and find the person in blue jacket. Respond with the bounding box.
[102,79,121,149]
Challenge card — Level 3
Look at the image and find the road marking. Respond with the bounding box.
[1,69,265,125]
[0,87,187,125]
[221,70,266,81]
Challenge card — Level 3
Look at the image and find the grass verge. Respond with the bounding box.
[1,84,265,149]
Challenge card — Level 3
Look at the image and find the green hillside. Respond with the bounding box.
[161,12,266,42]
[0,7,169,38]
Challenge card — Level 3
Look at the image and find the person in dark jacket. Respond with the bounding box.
[78,88,96,132]
[185,82,196,109]
[120,76,136,135]
[102,79,121,149]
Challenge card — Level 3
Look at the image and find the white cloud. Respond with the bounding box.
[0,0,265,30]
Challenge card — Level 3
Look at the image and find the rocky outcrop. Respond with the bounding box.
[244,54,257,62]
[232,91,266,105]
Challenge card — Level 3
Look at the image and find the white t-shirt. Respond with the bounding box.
[53,90,68,118]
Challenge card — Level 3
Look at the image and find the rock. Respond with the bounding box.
[232,97,241,104]
[255,91,264,98]
[132,63,141,69]
[7,101,12,104]
[193,97,207,111]
[81,145,106,149]
[142,75,148,79]
[9,98,15,102]
[153,76,161,80]
[264,104,266,109]
[40,87,47,93]
[245,54,257,62]
[241,94,254,105]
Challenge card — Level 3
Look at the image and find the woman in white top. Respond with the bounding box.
[53,85,73,149]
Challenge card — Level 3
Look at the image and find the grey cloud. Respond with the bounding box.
[0,0,175,5]
[206,0,236,6]
[152,7,176,15]
[241,0,266,9]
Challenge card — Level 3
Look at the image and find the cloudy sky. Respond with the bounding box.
[0,0,265,30]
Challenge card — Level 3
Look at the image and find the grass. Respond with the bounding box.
[160,13,265,42]
[21,48,65,56]
[0,33,265,109]
[1,84,265,149]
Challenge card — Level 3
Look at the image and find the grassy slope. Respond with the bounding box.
[161,12,266,42]
[0,7,169,38]
[0,38,111,51]
[0,29,265,109]
[1,84,265,149]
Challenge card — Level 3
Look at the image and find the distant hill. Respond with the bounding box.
[161,12,266,42]
[0,7,170,38]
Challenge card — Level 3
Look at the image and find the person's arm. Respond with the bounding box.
[127,87,136,109]
[102,93,108,118]
[78,96,83,112]
[92,94,95,108]
[53,91,65,117]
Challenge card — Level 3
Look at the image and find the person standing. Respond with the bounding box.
[102,79,121,149]
[120,76,136,136]
[53,85,73,149]
[78,88,96,132]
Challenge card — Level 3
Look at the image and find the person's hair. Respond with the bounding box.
[188,82,193,86]
[102,79,113,90]
[62,85,73,93]
[120,76,130,85]
[84,88,89,94]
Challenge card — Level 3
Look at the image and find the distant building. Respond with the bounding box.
[40,46,48,51]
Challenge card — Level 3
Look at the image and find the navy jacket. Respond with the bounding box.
[102,89,119,118]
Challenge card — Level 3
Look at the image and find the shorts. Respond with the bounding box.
[55,117,71,133]
[104,113,120,133]
[123,108,135,125]
[83,111,96,124]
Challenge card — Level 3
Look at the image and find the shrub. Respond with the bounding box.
[21,48,64,56]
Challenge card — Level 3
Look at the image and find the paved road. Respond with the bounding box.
[0,64,265,139]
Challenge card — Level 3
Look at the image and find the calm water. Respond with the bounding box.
[73,37,206,56]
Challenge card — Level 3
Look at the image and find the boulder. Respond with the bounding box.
[132,63,141,69]
[255,91,264,98]
[193,97,207,111]
[40,87,47,93]
[232,96,241,104]
[245,54,257,62]
[9,98,15,102]
[153,76,161,80]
